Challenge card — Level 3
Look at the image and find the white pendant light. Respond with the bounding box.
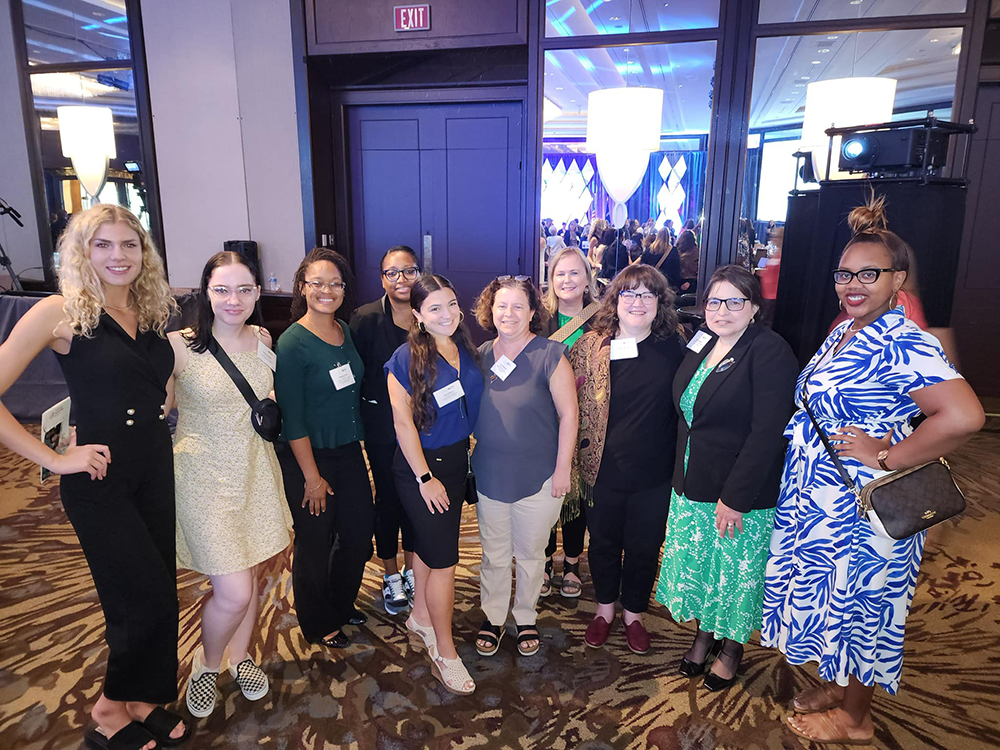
[57,105,117,199]
[800,77,896,180]
[586,87,663,228]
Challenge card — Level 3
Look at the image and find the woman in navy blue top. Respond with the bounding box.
[385,275,484,695]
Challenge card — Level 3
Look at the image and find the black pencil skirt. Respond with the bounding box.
[393,438,470,569]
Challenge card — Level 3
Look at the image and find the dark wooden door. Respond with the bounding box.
[347,101,523,322]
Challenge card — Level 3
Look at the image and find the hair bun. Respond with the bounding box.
[847,193,888,235]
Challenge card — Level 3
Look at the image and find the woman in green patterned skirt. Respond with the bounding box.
[656,265,798,691]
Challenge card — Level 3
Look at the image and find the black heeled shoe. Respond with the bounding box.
[678,637,723,677]
[312,631,351,648]
[347,609,368,626]
[703,641,744,692]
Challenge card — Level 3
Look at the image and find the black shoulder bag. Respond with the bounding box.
[209,337,282,442]
[802,349,965,540]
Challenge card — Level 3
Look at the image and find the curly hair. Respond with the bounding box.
[56,204,175,337]
[590,264,678,340]
[472,276,549,335]
[841,193,911,274]
[290,247,356,322]
[406,275,481,433]
[544,247,598,316]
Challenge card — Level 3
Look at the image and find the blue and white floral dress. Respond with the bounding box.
[761,307,960,695]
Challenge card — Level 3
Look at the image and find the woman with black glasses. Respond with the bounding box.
[275,247,374,650]
[569,265,683,656]
[351,246,422,616]
[655,265,797,690]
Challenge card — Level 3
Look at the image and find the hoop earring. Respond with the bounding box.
[838,299,843,310]
[890,292,899,309]
[418,321,426,333]
[458,310,465,324]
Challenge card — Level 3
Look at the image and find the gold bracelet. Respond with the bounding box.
[305,480,323,493]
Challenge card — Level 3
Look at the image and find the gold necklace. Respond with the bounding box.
[104,291,135,312]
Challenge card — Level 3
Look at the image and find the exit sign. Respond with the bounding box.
[394,4,430,32]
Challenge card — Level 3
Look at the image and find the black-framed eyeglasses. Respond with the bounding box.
[619,289,657,304]
[832,268,897,285]
[705,297,748,311]
[497,275,532,283]
[381,266,421,282]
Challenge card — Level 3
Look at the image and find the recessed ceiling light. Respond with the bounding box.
[622,48,630,52]
[800,76,810,80]
[905,57,915,61]
[930,38,939,43]
[610,16,620,21]
[827,36,838,40]
[783,99,794,103]
[794,83,805,87]
[818,48,831,53]
[811,60,821,65]
[556,87,564,90]
[849,0,863,4]
[678,84,683,88]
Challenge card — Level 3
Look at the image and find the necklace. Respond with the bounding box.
[104,291,135,312]
[440,346,460,369]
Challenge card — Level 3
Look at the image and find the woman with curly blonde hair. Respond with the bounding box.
[0,204,187,750]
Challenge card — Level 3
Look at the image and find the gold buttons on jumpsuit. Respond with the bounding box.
[126,408,135,415]
[125,419,134,426]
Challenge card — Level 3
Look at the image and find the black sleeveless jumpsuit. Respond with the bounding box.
[56,313,178,703]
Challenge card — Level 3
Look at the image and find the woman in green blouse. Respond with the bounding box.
[274,247,374,649]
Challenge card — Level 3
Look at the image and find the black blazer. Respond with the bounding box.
[349,296,409,445]
[672,324,799,513]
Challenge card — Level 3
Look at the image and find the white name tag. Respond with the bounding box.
[610,337,639,361]
[257,340,276,371]
[329,363,356,390]
[687,330,712,353]
[491,355,517,381]
[433,379,465,407]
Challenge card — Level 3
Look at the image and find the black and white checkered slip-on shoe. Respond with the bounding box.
[229,657,269,701]
[186,648,220,718]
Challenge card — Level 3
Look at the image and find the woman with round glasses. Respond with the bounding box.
[351,246,422,616]
[274,247,374,650]
[568,265,684,655]
[762,199,984,744]
[471,276,578,658]
[655,265,797,690]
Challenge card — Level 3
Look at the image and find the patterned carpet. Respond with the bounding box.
[1,424,999,749]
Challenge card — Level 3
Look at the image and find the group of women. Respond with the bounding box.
[0,199,985,748]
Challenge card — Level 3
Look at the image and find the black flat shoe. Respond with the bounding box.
[314,631,351,648]
[703,641,743,692]
[678,638,723,677]
[347,610,368,626]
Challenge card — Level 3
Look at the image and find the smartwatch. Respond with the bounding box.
[417,471,433,484]
[876,449,891,472]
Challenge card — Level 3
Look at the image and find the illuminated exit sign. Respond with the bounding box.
[394,4,430,32]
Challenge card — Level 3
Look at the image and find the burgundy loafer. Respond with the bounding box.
[585,614,613,648]
[623,619,650,655]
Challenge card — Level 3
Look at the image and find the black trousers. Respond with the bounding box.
[366,441,414,561]
[60,425,179,704]
[545,502,587,559]
[587,481,671,613]
[278,441,374,640]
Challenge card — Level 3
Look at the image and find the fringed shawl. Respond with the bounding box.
[566,330,612,517]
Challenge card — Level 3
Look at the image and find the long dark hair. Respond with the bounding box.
[408,275,481,433]
[185,251,261,353]
[290,246,356,322]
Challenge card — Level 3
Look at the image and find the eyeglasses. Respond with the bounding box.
[304,279,347,293]
[208,285,257,298]
[381,267,420,282]
[619,289,657,304]
[705,297,748,311]
[497,275,532,282]
[832,268,897,285]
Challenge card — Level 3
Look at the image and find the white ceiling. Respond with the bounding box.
[543,25,961,140]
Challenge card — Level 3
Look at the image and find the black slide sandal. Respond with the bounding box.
[140,707,189,747]
[84,722,157,750]
[516,624,540,656]
[475,620,504,657]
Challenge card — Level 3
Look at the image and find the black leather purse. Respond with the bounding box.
[209,337,282,442]
[804,399,965,540]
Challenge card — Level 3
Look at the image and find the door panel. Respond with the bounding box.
[347,102,523,322]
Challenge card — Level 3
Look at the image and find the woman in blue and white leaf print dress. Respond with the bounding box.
[762,200,984,746]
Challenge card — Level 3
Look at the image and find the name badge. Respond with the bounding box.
[687,330,712,353]
[257,340,276,371]
[491,355,517,381]
[610,337,639,361]
[329,363,356,390]
[433,379,465,407]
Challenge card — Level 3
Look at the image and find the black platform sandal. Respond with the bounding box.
[475,620,504,657]
[516,624,540,656]
[139,707,189,747]
[560,560,582,598]
[84,722,157,750]
[540,559,554,598]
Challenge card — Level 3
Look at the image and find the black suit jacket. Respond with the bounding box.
[672,324,799,513]
[350,296,409,445]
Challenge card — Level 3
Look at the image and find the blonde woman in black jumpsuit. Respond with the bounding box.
[0,205,187,750]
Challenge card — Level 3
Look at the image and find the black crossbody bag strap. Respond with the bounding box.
[208,337,260,409]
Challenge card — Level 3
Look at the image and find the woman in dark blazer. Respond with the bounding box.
[655,264,798,691]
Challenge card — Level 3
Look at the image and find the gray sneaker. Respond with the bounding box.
[383,573,409,615]
[403,567,416,606]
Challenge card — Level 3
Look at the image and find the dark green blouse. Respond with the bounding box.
[274,320,365,448]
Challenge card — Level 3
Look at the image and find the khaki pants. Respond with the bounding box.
[476,479,564,627]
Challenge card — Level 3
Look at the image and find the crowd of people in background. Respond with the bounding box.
[0,199,986,748]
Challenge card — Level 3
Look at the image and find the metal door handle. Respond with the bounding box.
[423,232,433,273]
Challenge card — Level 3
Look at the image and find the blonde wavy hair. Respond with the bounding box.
[57,204,175,337]
[544,246,598,315]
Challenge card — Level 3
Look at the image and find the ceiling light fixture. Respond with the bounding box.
[57,105,116,199]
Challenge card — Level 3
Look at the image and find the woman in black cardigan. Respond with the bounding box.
[655,264,798,691]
